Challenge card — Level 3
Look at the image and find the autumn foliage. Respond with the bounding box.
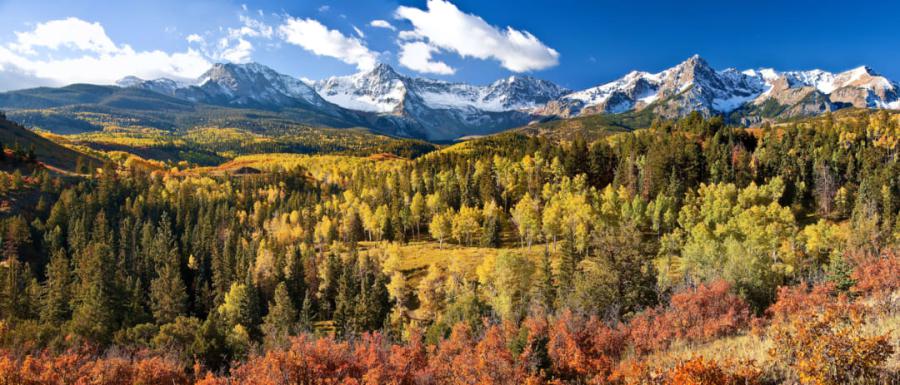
[0,349,189,385]
[546,311,628,384]
[665,357,761,385]
[628,280,751,355]
[851,250,900,300]
[768,294,895,385]
[766,282,837,324]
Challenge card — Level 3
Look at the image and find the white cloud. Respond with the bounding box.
[318,5,330,13]
[232,14,273,39]
[207,13,272,63]
[0,46,210,90]
[398,41,455,75]
[397,30,421,41]
[217,38,253,63]
[10,17,119,55]
[0,18,210,90]
[186,33,205,44]
[369,19,396,31]
[352,25,365,38]
[394,0,558,72]
[278,17,377,71]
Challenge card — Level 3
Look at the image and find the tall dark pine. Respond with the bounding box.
[150,214,188,324]
[40,249,71,325]
[70,213,117,344]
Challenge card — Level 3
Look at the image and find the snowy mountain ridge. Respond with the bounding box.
[313,63,569,114]
[115,56,900,140]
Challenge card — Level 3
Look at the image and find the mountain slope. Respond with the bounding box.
[314,63,569,140]
[547,55,900,123]
[0,113,100,172]
[2,58,900,143]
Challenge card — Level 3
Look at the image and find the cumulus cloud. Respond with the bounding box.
[369,19,396,31]
[394,0,558,73]
[200,13,273,63]
[278,17,377,71]
[10,17,119,55]
[186,33,205,44]
[0,17,211,90]
[231,14,273,39]
[217,38,253,63]
[398,42,454,75]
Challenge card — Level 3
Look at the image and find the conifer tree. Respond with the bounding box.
[40,249,71,325]
[262,282,297,348]
[150,214,188,324]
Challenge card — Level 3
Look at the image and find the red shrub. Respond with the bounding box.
[230,334,361,385]
[665,357,760,385]
[629,280,751,355]
[547,311,628,384]
[766,282,836,324]
[0,349,188,385]
[852,251,900,297]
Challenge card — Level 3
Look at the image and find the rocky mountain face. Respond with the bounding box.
[95,57,900,139]
[313,63,569,140]
[121,63,338,111]
[548,55,900,122]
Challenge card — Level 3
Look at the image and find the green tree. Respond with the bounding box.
[262,282,297,348]
[477,251,534,322]
[40,249,71,325]
[149,214,188,324]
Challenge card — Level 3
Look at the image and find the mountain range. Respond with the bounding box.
[1,55,898,141]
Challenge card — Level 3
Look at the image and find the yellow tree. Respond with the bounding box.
[452,206,482,246]
[512,193,541,249]
[429,210,452,249]
[417,264,447,319]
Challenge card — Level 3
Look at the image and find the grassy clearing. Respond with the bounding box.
[358,240,558,285]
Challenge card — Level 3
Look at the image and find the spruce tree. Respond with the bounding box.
[149,214,188,324]
[40,249,71,325]
[69,213,117,344]
[262,282,297,348]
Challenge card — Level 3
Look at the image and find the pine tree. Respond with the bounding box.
[193,311,231,371]
[262,282,297,348]
[150,261,188,323]
[69,242,116,344]
[533,250,556,314]
[69,213,118,344]
[40,249,71,325]
[332,259,358,336]
[150,214,188,324]
[555,238,578,309]
[299,290,313,332]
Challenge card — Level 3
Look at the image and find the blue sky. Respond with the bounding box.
[1,0,899,91]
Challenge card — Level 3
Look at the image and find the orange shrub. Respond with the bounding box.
[547,311,628,384]
[766,282,836,324]
[0,349,188,385]
[665,357,760,385]
[768,298,894,385]
[852,251,900,298]
[629,280,751,355]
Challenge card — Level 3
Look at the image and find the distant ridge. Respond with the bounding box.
[0,56,897,141]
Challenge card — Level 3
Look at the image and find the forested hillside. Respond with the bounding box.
[0,110,899,384]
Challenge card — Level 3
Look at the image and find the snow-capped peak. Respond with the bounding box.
[313,62,568,114]
[193,62,324,106]
[116,76,187,96]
